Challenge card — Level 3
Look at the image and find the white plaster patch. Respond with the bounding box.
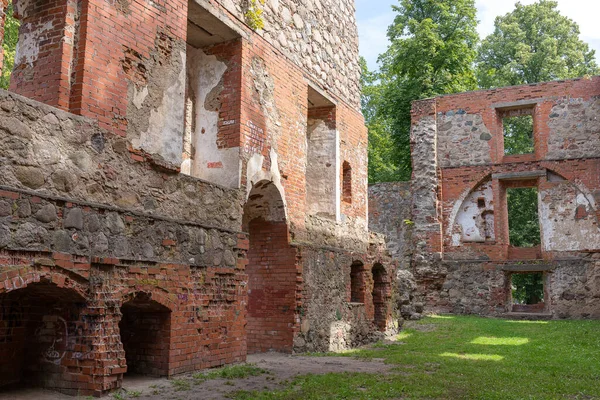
[132,51,186,166]
[184,46,240,188]
[448,180,494,245]
[306,118,338,220]
[132,86,149,110]
[15,21,54,67]
[245,149,288,220]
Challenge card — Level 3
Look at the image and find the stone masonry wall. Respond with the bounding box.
[0,90,247,395]
[206,0,361,107]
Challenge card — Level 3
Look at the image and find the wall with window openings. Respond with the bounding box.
[379,76,600,319]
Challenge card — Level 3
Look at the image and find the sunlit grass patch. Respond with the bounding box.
[429,314,455,319]
[440,352,504,361]
[470,336,529,346]
[234,315,600,399]
[506,319,549,324]
[396,330,413,340]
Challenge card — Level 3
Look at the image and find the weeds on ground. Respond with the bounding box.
[193,364,267,383]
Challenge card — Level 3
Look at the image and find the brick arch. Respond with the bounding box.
[0,265,89,300]
[118,290,174,377]
[242,179,288,231]
[243,179,298,354]
[0,272,89,393]
[117,288,177,312]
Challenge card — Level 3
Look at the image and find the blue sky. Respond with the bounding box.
[356,0,600,71]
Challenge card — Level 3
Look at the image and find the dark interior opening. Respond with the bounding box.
[372,264,388,331]
[119,293,171,377]
[0,282,86,395]
[350,262,365,303]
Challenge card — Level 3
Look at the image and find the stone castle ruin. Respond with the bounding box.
[370,77,600,320]
[0,0,398,395]
[1,0,599,396]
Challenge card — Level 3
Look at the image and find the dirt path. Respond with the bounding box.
[1,353,393,400]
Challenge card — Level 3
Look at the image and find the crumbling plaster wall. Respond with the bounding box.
[540,180,600,251]
[452,180,495,244]
[183,45,240,188]
[127,34,187,168]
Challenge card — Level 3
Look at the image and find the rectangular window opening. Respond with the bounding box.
[511,272,545,313]
[507,187,540,248]
[342,161,352,204]
[503,115,534,155]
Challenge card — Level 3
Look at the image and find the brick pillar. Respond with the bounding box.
[0,0,9,73]
[9,0,78,110]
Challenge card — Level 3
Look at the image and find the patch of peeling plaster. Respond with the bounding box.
[15,21,54,67]
[540,181,600,251]
[131,50,186,166]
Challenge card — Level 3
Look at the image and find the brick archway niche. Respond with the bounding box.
[0,280,89,395]
[243,180,297,354]
[119,292,172,377]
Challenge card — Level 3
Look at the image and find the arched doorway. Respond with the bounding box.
[119,293,171,377]
[0,280,87,394]
[243,180,296,354]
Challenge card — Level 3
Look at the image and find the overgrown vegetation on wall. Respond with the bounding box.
[364,0,599,183]
[244,0,265,30]
[1,2,18,89]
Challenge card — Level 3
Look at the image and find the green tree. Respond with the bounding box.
[477,0,599,88]
[360,57,400,183]
[370,0,479,182]
[1,2,19,89]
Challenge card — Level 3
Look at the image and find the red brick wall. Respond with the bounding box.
[246,218,297,354]
[9,0,78,109]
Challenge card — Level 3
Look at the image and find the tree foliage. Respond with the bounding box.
[503,115,534,155]
[364,0,479,182]
[476,0,599,88]
[512,273,544,305]
[0,2,18,89]
[507,187,541,248]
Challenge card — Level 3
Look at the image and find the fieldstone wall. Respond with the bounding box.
[427,260,600,319]
[368,182,412,269]
[546,97,600,160]
[210,0,361,107]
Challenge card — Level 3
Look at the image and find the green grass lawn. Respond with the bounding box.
[233,315,600,399]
